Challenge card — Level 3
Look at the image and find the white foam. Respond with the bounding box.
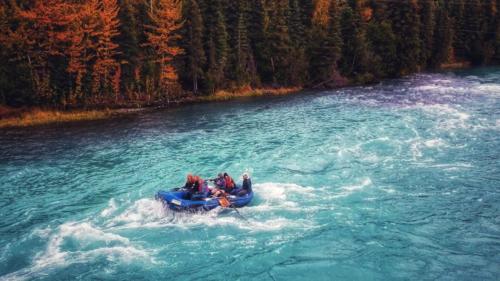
[410,140,423,159]
[100,184,317,232]
[424,138,446,148]
[252,182,316,200]
[106,198,166,228]
[341,178,372,192]
[475,83,500,96]
[429,163,473,171]
[415,85,458,94]
[100,198,118,217]
[414,104,471,131]
[328,178,373,199]
[32,221,150,270]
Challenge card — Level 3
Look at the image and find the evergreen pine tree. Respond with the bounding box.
[366,20,398,78]
[493,0,500,63]
[266,0,292,85]
[388,0,422,75]
[431,0,454,67]
[231,0,257,87]
[420,0,436,67]
[463,0,484,64]
[205,0,228,92]
[248,0,270,85]
[308,0,342,85]
[117,0,141,97]
[339,4,370,79]
[288,0,308,85]
[182,0,206,94]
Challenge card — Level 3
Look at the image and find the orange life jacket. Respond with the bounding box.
[224,176,235,190]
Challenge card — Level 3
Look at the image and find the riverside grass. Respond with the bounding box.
[0,87,302,128]
[0,108,113,128]
[198,87,302,102]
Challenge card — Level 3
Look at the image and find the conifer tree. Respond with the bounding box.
[232,0,257,87]
[388,0,422,75]
[205,0,228,92]
[309,0,342,85]
[248,0,269,85]
[339,4,370,79]
[451,0,467,60]
[366,20,397,78]
[183,0,206,94]
[288,0,308,85]
[420,0,436,67]
[431,0,453,67]
[144,0,183,102]
[92,0,121,101]
[463,0,484,64]
[494,0,500,63]
[266,0,292,85]
[117,0,142,97]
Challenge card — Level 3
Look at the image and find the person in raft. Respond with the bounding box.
[186,175,209,199]
[237,173,252,196]
[210,173,226,197]
[183,174,196,190]
[223,172,236,194]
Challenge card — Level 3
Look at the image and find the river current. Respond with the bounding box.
[1,68,499,280]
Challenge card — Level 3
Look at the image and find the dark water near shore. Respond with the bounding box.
[1,68,499,280]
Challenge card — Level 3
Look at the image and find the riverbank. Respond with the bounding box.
[0,62,486,129]
[0,107,117,128]
[0,87,302,128]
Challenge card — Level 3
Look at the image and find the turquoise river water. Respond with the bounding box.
[1,68,499,280]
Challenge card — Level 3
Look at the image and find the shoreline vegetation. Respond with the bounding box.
[1,0,499,128]
[0,60,477,129]
[0,61,486,128]
[0,86,302,128]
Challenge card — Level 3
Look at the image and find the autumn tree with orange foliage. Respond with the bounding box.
[92,0,121,102]
[13,0,122,105]
[16,0,76,103]
[65,1,99,103]
[144,0,183,103]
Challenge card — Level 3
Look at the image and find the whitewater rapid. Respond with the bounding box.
[1,68,499,280]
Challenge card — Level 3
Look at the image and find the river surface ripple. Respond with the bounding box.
[1,68,499,280]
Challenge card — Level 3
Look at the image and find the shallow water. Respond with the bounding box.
[1,68,499,280]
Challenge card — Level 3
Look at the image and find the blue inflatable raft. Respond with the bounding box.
[155,189,253,212]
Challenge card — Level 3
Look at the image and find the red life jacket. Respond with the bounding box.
[197,179,207,192]
[224,176,234,190]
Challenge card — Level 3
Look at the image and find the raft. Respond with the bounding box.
[155,188,253,212]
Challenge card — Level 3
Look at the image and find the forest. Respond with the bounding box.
[0,0,499,108]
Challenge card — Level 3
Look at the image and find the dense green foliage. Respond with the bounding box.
[0,0,499,108]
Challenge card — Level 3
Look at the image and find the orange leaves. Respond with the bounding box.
[144,0,183,88]
[91,0,122,97]
[361,8,373,22]
[312,0,331,27]
[15,0,122,100]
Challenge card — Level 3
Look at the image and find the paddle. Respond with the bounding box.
[218,194,248,222]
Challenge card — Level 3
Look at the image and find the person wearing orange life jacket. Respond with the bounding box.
[187,175,209,200]
[223,172,235,193]
[183,174,196,190]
